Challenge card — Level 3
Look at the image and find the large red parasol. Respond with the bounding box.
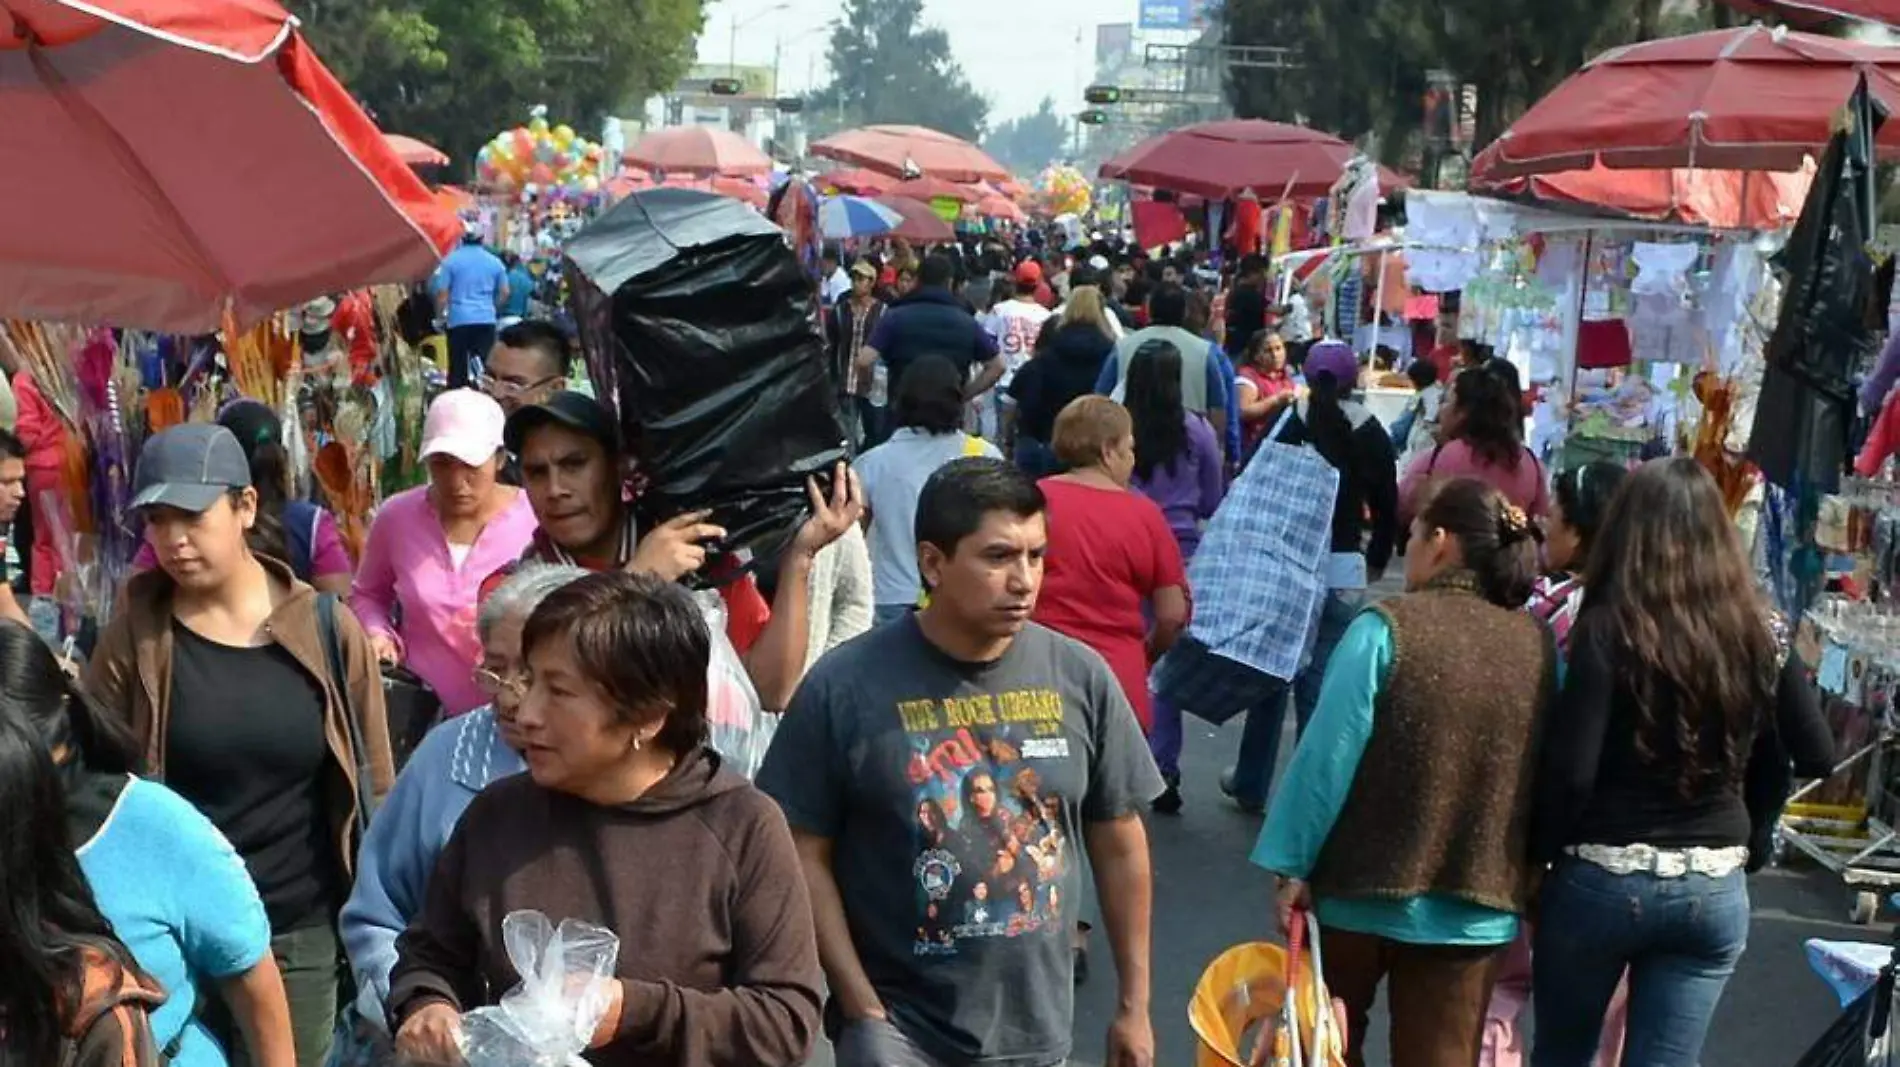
[885,175,982,203]
[816,167,892,195]
[1720,0,1900,26]
[871,196,956,243]
[975,195,1027,223]
[384,133,449,168]
[1474,162,1815,230]
[812,125,1009,183]
[1098,119,1406,200]
[0,0,458,332]
[1471,25,1900,181]
[622,126,771,177]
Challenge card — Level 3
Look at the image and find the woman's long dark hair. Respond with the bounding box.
[1584,457,1777,796]
[1303,364,1356,474]
[0,714,127,1063]
[1551,462,1628,567]
[1125,341,1188,481]
[0,620,141,775]
[1450,365,1523,469]
[219,402,291,567]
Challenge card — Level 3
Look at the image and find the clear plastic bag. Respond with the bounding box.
[459,911,621,1067]
[694,590,773,778]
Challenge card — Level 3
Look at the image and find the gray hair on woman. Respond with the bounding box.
[477,563,590,641]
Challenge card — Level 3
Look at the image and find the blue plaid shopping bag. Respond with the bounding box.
[1152,410,1339,723]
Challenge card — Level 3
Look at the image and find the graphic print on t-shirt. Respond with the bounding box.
[903,687,1072,956]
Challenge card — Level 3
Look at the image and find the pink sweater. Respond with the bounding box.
[349,486,538,716]
[1398,440,1549,528]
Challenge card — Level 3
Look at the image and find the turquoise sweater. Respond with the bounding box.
[1250,612,1519,946]
[78,776,271,1067]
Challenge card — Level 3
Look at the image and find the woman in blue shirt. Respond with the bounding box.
[1252,478,1556,1067]
[0,620,293,1067]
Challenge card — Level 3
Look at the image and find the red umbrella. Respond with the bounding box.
[1474,162,1815,230]
[623,126,771,177]
[976,195,1027,223]
[812,125,1009,183]
[818,167,892,195]
[885,176,982,203]
[660,174,767,208]
[1471,25,1900,181]
[872,196,957,242]
[385,133,449,168]
[1720,0,1900,26]
[0,0,458,332]
[1098,119,1406,200]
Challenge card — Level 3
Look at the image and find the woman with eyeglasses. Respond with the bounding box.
[338,562,584,1035]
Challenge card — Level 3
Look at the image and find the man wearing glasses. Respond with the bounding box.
[481,320,571,417]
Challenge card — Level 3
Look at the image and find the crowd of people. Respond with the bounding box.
[0,224,1837,1067]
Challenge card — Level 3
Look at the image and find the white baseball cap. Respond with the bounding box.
[419,389,507,467]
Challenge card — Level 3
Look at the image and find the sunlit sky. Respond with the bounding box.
[692,0,1162,126]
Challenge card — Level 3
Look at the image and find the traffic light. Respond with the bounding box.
[708,77,744,96]
[1083,84,1122,106]
[1078,109,1110,126]
[775,97,805,113]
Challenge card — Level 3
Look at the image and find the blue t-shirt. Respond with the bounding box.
[432,244,508,328]
[502,265,534,318]
[78,776,271,1066]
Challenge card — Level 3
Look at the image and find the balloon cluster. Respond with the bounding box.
[476,106,607,202]
[1036,165,1091,218]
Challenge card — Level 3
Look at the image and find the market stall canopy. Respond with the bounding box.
[0,0,459,332]
[811,125,1009,183]
[1720,0,1900,26]
[1097,119,1408,201]
[660,174,768,208]
[871,195,957,242]
[816,167,892,195]
[976,195,1027,223]
[1473,161,1815,230]
[622,126,771,177]
[385,133,449,167]
[1471,25,1900,181]
[884,176,982,204]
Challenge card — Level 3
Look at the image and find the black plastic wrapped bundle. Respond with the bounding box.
[565,188,846,573]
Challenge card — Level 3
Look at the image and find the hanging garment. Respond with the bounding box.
[1575,319,1634,370]
[1629,242,1700,296]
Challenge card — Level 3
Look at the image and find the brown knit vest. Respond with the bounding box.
[1307,583,1556,914]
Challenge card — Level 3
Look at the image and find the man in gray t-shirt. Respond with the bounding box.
[758,458,1162,1067]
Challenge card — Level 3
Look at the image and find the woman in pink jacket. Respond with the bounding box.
[351,391,537,718]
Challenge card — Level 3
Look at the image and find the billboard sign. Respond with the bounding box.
[1137,0,1211,30]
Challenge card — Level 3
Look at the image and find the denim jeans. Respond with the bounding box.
[1228,589,1361,805]
[1532,859,1749,1067]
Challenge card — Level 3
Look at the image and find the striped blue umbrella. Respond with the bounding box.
[819,195,903,239]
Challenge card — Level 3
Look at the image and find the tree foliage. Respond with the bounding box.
[804,0,990,142]
[291,0,706,174]
[985,98,1071,176]
[1223,0,1732,170]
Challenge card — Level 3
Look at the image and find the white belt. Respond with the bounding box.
[1566,843,1749,879]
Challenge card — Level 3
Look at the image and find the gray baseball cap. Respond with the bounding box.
[132,423,252,513]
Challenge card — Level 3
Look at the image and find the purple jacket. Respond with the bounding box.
[1133,413,1225,561]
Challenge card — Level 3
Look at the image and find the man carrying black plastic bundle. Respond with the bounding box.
[500,391,861,710]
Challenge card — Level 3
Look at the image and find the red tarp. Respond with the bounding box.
[0,0,458,331]
[1099,119,1408,201]
[812,125,1009,183]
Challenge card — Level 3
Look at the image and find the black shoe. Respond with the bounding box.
[1152,774,1183,815]
[1218,767,1265,815]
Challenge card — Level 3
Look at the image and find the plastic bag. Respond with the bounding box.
[695,590,773,778]
[564,189,847,571]
[459,911,620,1067]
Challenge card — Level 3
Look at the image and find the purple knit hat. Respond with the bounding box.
[1303,340,1359,389]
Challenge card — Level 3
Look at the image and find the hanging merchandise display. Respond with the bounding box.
[563,188,848,573]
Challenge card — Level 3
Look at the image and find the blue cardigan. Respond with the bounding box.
[339,708,525,1026]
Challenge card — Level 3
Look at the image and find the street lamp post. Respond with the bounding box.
[729,1,791,78]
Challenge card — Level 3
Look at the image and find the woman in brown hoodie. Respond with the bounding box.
[389,570,821,1067]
